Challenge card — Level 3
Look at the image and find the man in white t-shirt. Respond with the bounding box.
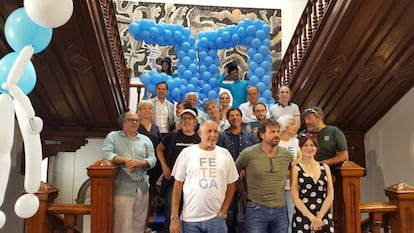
[170,120,239,233]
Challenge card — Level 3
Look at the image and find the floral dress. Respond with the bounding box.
[292,163,334,233]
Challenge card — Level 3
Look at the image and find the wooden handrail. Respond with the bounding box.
[129,83,145,110]
[360,202,397,233]
[272,0,333,99]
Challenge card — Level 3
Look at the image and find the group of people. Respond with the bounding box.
[102,59,349,233]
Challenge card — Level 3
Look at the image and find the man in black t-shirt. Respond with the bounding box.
[156,108,200,232]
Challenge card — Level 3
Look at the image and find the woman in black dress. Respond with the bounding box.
[291,135,334,233]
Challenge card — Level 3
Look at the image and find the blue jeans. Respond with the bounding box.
[285,190,293,233]
[244,201,288,233]
[182,217,227,233]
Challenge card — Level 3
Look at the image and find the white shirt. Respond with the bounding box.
[279,137,300,190]
[269,102,300,121]
[172,145,239,222]
[154,97,169,133]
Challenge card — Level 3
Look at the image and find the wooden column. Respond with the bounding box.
[87,160,118,233]
[332,161,365,233]
[385,182,414,233]
[25,182,59,233]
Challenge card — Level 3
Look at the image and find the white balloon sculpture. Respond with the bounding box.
[0,0,73,229]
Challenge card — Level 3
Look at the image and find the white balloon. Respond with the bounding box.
[0,95,14,206]
[14,194,40,219]
[5,45,34,87]
[13,97,42,194]
[0,211,5,229]
[24,0,74,28]
[26,117,43,135]
[8,86,35,117]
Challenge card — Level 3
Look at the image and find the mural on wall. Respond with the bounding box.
[114,1,282,79]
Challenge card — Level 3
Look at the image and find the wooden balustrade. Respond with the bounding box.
[273,0,333,92]
[25,160,118,233]
[129,83,145,110]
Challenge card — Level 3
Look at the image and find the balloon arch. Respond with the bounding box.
[130,18,275,106]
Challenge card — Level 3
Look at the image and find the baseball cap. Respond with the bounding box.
[180,109,197,118]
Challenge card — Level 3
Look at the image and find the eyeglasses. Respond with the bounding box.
[124,118,139,123]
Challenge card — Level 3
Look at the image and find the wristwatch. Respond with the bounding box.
[217,212,227,219]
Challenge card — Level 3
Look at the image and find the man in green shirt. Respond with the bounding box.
[300,106,349,166]
[236,119,293,233]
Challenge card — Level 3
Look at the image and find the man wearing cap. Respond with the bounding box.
[300,106,349,166]
[169,120,239,233]
[218,62,249,108]
[156,107,201,232]
[149,81,174,139]
[102,111,156,233]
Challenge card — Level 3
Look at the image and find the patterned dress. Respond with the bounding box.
[292,163,334,233]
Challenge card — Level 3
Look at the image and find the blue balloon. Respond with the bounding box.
[248,75,259,85]
[256,82,266,92]
[255,29,266,40]
[248,61,259,71]
[246,25,256,36]
[183,70,193,79]
[251,38,262,49]
[222,31,231,42]
[202,84,211,93]
[198,51,208,60]
[0,52,37,95]
[140,73,151,85]
[181,56,192,66]
[208,90,218,99]
[258,45,270,55]
[253,53,264,63]
[190,77,199,86]
[187,49,197,59]
[201,71,212,81]
[149,27,159,38]
[181,42,191,51]
[262,74,272,84]
[173,31,183,42]
[166,77,176,89]
[237,27,246,38]
[188,63,198,73]
[208,64,218,73]
[216,37,224,48]
[187,83,196,92]
[263,90,273,100]
[147,83,156,94]
[129,22,140,35]
[198,37,209,49]
[231,34,240,44]
[258,97,268,104]
[255,67,265,77]
[151,73,162,84]
[5,8,53,53]
[208,77,218,87]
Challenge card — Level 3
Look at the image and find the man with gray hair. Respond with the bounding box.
[102,111,156,233]
[185,92,207,124]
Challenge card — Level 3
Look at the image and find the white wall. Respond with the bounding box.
[361,87,414,202]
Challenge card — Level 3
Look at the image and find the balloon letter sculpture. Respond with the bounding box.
[0,0,73,229]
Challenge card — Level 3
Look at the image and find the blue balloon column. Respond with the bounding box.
[129,18,275,105]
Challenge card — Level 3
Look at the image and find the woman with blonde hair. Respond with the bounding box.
[277,114,302,233]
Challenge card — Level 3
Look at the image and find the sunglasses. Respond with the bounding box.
[305,108,321,117]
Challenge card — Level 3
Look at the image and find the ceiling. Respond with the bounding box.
[1,0,413,157]
[0,0,128,156]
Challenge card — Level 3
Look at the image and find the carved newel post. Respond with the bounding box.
[25,182,59,233]
[87,160,118,233]
[385,182,414,233]
[332,161,365,233]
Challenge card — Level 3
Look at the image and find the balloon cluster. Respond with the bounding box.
[129,19,198,101]
[129,18,275,105]
[0,0,73,229]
